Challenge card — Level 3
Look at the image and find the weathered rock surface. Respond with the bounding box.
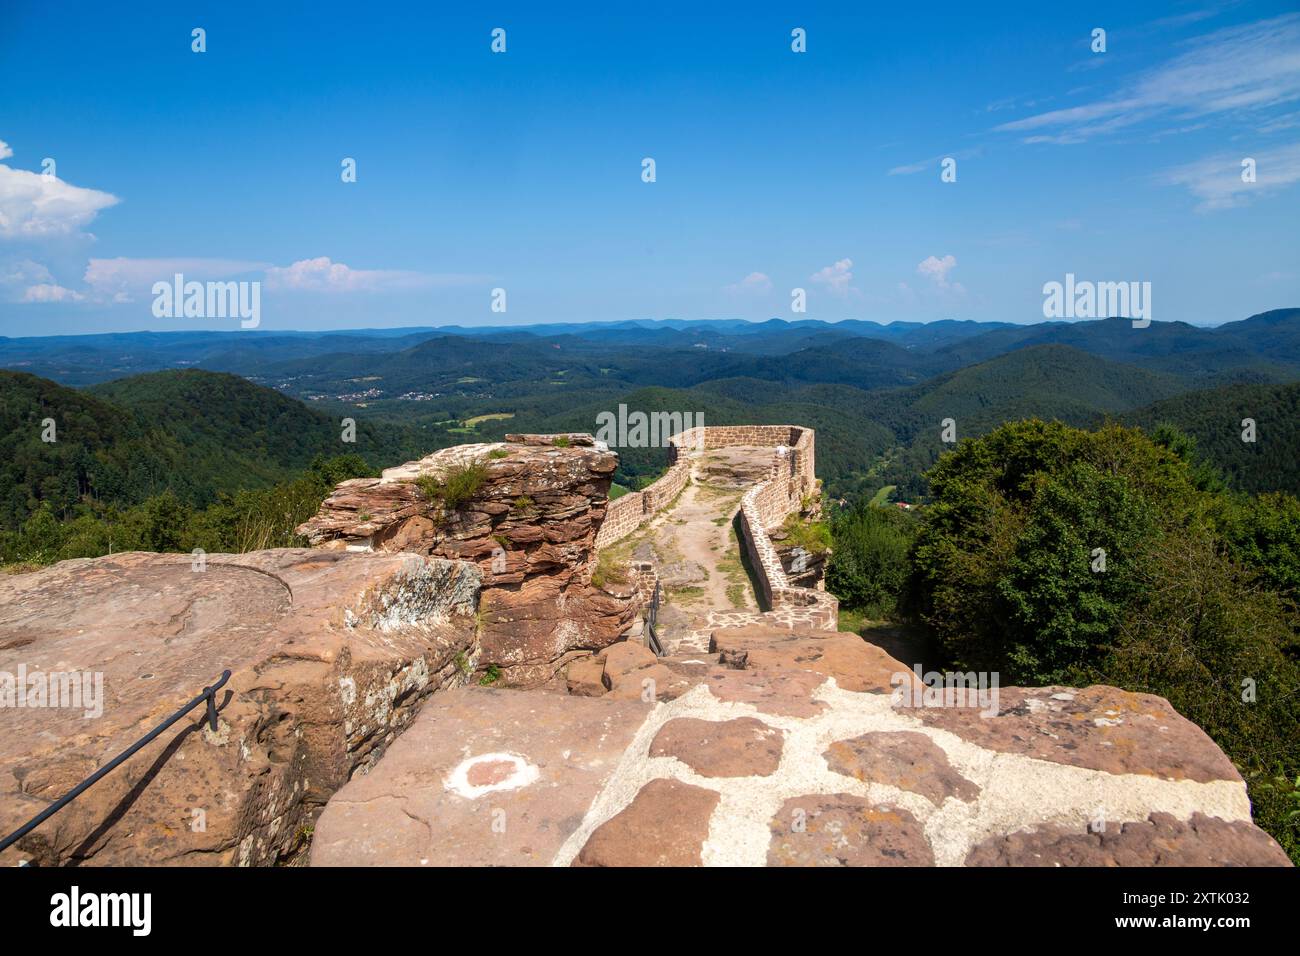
[711,624,914,695]
[0,549,480,867]
[768,794,935,867]
[900,684,1239,783]
[574,778,720,867]
[964,812,1293,867]
[650,716,784,778]
[311,622,1289,867]
[823,731,980,806]
[297,435,635,685]
[309,686,649,866]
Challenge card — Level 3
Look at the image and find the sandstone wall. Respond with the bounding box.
[594,425,834,630]
[298,434,636,686]
[595,457,691,549]
[594,424,817,550]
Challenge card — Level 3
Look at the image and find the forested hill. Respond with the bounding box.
[0,368,415,529]
[1118,380,1300,495]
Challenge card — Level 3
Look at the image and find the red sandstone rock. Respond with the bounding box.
[599,641,658,689]
[768,794,935,867]
[310,686,650,867]
[574,778,720,867]
[900,684,1241,784]
[650,717,784,777]
[296,436,634,685]
[565,656,607,697]
[711,625,916,694]
[964,812,1293,867]
[823,731,979,806]
[0,549,480,867]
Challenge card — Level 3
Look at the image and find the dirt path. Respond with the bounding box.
[610,447,776,654]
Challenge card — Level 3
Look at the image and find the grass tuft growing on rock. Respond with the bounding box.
[591,549,630,589]
[779,513,831,554]
[416,458,490,514]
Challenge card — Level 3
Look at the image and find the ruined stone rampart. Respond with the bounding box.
[595,425,835,629]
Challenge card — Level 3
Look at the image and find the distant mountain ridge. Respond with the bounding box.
[4,309,1296,387]
[2,308,1296,516]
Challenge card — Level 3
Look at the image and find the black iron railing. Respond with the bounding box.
[0,669,231,855]
[644,582,664,657]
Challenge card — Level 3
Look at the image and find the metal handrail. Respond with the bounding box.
[645,582,665,657]
[0,669,232,854]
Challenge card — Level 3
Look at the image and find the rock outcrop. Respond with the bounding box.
[0,548,480,866]
[297,434,636,685]
[310,623,1291,867]
[5,424,1289,869]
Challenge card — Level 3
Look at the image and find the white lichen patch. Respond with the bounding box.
[338,676,357,706]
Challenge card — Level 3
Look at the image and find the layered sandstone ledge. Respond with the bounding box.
[297,434,636,685]
[312,623,1291,867]
[0,549,480,866]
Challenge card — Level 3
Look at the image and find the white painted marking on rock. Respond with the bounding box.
[444,752,540,799]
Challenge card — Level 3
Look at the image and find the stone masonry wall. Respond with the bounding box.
[595,424,817,550]
[595,425,835,631]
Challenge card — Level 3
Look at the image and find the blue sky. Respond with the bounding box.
[1,1,1298,334]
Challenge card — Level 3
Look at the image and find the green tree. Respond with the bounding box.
[827,503,915,616]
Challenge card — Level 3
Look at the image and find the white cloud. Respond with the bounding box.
[84,256,269,302]
[0,257,71,303]
[1159,142,1300,210]
[23,282,84,303]
[1,257,53,287]
[916,254,959,288]
[723,271,773,295]
[809,258,856,296]
[0,141,120,238]
[11,254,491,305]
[995,15,1300,143]
[264,256,485,293]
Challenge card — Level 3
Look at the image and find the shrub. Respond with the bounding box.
[826,504,915,616]
[906,419,1300,862]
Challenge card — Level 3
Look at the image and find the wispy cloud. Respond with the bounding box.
[264,256,488,293]
[723,271,772,295]
[995,14,1300,144]
[0,257,85,303]
[23,282,84,303]
[888,148,980,177]
[84,257,269,302]
[1159,141,1300,210]
[13,254,491,305]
